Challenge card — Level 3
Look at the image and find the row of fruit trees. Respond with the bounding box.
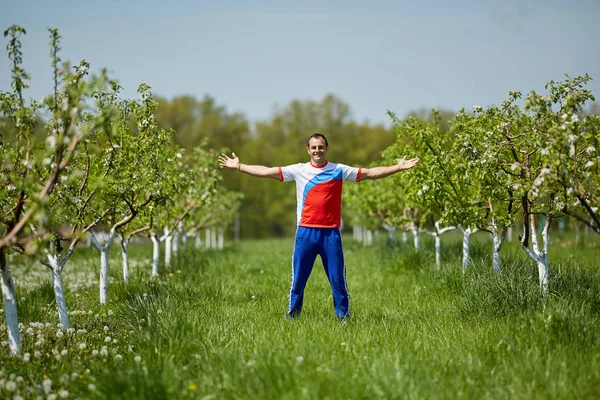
[0,26,242,354]
[346,73,599,294]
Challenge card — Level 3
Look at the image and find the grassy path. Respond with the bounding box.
[1,234,599,399]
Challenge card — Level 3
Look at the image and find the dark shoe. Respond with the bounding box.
[284,312,299,320]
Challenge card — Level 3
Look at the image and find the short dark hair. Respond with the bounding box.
[307,133,328,147]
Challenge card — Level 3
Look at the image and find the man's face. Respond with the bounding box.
[307,137,328,166]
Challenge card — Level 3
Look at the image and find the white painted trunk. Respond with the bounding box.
[164,235,173,268]
[521,215,551,296]
[91,230,116,305]
[211,227,217,249]
[374,230,380,243]
[363,230,373,246]
[537,257,550,295]
[205,228,211,248]
[217,228,224,250]
[234,214,240,242]
[195,233,201,248]
[121,238,129,283]
[402,231,408,245]
[492,231,502,273]
[51,265,69,328]
[355,226,363,242]
[435,235,441,266]
[99,248,109,304]
[382,225,395,244]
[412,229,420,250]
[459,227,473,273]
[173,230,180,254]
[507,226,513,242]
[151,234,160,277]
[1,253,20,355]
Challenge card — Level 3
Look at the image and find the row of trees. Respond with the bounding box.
[345,75,599,294]
[153,93,399,237]
[1,26,240,355]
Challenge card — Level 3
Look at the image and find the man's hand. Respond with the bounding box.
[397,156,420,170]
[218,152,240,170]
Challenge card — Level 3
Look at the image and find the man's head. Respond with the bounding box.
[306,133,329,166]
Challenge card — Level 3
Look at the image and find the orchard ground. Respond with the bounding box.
[1,229,599,399]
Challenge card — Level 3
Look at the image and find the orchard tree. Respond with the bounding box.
[89,83,179,303]
[0,26,98,353]
[36,31,119,328]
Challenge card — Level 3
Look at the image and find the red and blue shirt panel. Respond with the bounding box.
[279,161,362,228]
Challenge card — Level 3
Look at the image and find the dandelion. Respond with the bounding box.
[296,356,304,364]
[100,347,108,357]
[115,354,122,361]
[112,339,118,344]
[43,378,53,394]
[61,349,68,356]
[78,343,87,350]
[104,336,111,343]
[134,355,142,363]
[103,326,109,332]
[188,384,197,391]
[108,310,114,316]
[88,384,96,391]
[34,350,42,358]
[58,389,69,398]
[23,352,30,362]
[56,330,64,338]
[91,350,99,356]
[5,380,17,392]
[67,328,75,334]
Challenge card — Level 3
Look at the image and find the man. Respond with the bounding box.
[218,133,419,322]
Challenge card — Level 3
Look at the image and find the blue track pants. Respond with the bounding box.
[288,226,349,318]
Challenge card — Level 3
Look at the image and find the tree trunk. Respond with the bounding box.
[195,232,201,249]
[205,228,211,248]
[121,238,129,283]
[172,229,180,254]
[211,227,217,249]
[382,224,395,244]
[412,228,420,250]
[402,231,408,246]
[151,234,160,277]
[51,262,69,328]
[164,227,173,268]
[521,215,551,296]
[0,249,20,355]
[90,230,116,305]
[217,227,224,250]
[491,229,506,273]
[459,226,479,273]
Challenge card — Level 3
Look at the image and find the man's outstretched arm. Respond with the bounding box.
[218,152,280,180]
[361,156,420,180]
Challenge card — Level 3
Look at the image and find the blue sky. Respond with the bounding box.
[1,0,599,125]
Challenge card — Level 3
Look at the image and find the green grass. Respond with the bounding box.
[1,231,600,399]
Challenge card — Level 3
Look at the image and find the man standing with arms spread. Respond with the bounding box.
[218,133,419,322]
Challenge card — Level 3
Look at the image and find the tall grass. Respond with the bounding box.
[1,231,599,399]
